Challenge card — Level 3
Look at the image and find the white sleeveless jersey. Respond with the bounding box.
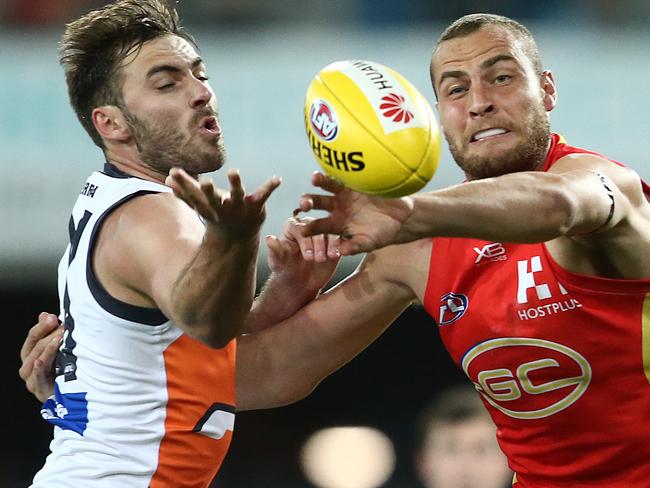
[32,164,237,488]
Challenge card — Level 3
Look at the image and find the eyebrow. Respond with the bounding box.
[437,54,517,87]
[480,54,516,69]
[146,57,205,78]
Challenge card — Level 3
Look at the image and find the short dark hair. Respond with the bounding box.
[415,383,488,450]
[431,13,543,95]
[59,0,196,148]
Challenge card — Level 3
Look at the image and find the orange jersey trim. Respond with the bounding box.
[150,335,236,488]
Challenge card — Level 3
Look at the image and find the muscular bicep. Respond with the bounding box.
[548,154,648,234]
[94,192,205,318]
[547,154,650,278]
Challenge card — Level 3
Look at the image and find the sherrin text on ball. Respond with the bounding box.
[304,59,440,197]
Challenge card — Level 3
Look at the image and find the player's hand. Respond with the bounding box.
[166,167,281,240]
[266,215,341,292]
[19,312,63,403]
[298,172,414,255]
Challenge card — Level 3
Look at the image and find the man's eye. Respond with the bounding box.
[494,74,511,84]
[196,76,209,82]
[157,83,175,90]
[448,86,465,96]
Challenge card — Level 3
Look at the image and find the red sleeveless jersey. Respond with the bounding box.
[422,134,650,487]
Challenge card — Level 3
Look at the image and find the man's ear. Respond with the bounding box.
[540,70,557,112]
[92,105,131,143]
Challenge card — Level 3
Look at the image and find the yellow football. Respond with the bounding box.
[304,59,440,197]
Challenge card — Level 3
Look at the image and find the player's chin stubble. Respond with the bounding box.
[126,112,226,177]
[447,108,551,181]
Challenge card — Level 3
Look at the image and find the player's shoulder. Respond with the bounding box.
[118,191,196,223]
[104,190,203,248]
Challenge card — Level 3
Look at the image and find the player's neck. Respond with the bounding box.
[104,153,167,184]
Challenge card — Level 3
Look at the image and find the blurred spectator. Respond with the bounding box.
[4,0,104,26]
[2,0,647,27]
[414,384,512,488]
[580,0,650,26]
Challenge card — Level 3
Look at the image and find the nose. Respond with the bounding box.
[189,77,212,109]
[468,84,495,118]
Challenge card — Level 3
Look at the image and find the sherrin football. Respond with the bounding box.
[304,59,440,197]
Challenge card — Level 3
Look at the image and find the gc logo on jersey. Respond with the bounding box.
[439,292,469,325]
[462,338,592,419]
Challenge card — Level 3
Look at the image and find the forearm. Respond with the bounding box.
[402,171,614,243]
[245,271,323,334]
[236,254,414,411]
[171,229,260,348]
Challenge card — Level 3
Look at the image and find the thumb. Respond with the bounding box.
[265,235,283,271]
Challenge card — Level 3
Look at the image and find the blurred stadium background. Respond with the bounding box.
[1,0,649,486]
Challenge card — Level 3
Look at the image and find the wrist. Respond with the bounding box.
[205,224,260,250]
[396,195,418,242]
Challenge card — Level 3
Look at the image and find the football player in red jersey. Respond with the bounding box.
[20,13,650,487]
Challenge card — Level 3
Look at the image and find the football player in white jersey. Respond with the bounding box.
[20,1,344,486]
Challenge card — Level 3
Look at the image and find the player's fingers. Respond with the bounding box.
[36,332,61,377]
[337,239,365,256]
[280,216,302,241]
[166,167,196,191]
[300,217,341,238]
[166,168,202,209]
[265,234,280,254]
[198,177,216,197]
[265,235,287,272]
[250,176,282,204]
[19,325,62,381]
[20,313,59,362]
[326,234,342,259]
[300,194,335,212]
[297,197,313,212]
[295,234,315,261]
[41,330,63,365]
[199,177,225,216]
[311,172,344,193]
[227,170,245,200]
[170,174,217,219]
[311,234,328,262]
[32,359,51,400]
[29,359,55,402]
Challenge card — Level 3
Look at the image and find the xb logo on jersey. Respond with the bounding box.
[439,292,469,325]
[474,242,507,264]
[462,338,592,419]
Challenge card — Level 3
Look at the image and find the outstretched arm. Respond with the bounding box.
[235,240,425,411]
[158,168,280,347]
[298,156,650,278]
[96,168,279,349]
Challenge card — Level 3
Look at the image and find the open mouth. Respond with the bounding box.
[200,116,221,135]
[470,127,509,143]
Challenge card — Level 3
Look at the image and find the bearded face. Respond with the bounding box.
[444,100,550,180]
[111,35,227,179]
[123,105,226,177]
[432,25,556,180]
